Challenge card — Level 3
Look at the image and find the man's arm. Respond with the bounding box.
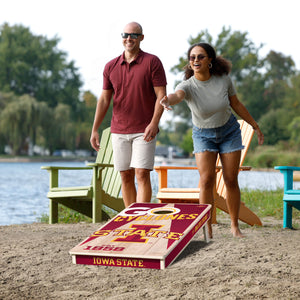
[90,89,113,151]
[143,86,166,142]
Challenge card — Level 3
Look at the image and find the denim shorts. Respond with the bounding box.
[192,114,244,154]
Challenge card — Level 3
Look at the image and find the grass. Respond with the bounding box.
[240,188,286,219]
[38,188,300,226]
[38,205,116,224]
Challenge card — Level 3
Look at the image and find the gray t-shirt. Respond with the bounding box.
[175,75,236,128]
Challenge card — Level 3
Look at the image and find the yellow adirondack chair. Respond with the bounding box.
[41,127,124,224]
[154,120,262,226]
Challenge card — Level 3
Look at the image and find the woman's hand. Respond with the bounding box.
[160,96,172,111]
[255,127,264,145]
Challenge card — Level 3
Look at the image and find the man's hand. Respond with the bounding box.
[143,124,158,142]
[90,131,100,151]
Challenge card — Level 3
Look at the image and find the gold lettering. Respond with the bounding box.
[91,229,111,237]
[102,258,110,265]
[177,214,188,220]
[165,214,178,220]
[165,232,183,240]
[113,229,133,236]
[187,214,199,219]
[138,260,144,267]
[148,230,167,237]
[132,259,138,267]
[114,216,125,222]
[127,229,147,237]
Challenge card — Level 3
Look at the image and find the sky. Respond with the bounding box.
[1,0,300,99]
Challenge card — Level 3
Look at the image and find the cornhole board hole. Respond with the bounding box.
[70,203,211,269]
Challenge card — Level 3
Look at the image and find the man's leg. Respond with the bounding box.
[135,168,152,203]
[120,169,136,207]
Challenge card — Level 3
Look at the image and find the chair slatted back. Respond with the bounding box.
[95,128,121,198]
[216,120,254,198]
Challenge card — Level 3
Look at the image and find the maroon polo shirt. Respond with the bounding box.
[103,50,167,134]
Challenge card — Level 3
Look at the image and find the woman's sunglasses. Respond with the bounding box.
[189,55,207,61]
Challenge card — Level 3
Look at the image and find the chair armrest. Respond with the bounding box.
[154,166,198,171]
[41,166,92,170]
[239,166,251,171]
[154,165,252,190]
[86,163,114,168]
[41,166,93,188]
[274,166,300,191]
[154,166,198,190]
[275,166,300,171]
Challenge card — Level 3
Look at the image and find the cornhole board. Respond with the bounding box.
[69,203,211,269]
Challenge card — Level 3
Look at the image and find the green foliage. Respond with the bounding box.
[0,23,82,115]
[258,109,290,145]
[263,50,296,82]
[0,24,115,155]
[180,128,193,154]
[244,146,300,168]
[0,94,47,154]
[287,116,300,149]
[240,188,287,219]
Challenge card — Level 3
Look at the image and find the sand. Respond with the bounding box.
[0,216,299,300]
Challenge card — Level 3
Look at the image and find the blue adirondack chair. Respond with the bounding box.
[42,127,124,224]
[275,166,300,229]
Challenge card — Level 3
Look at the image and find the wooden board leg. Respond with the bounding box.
[211,205,217,224]
[203,224,210,243]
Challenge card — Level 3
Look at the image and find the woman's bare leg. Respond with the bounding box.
[220,150,245,237]
[195,151,218,238]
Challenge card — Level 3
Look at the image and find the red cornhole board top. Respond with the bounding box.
[69,203,211,269]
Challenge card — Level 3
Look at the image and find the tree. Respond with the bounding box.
[288,116,300,149]
[0,94,47,154]
[0,23,82,117]
[258,108,290,145]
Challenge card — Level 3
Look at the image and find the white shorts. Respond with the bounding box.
[111,133,156,171]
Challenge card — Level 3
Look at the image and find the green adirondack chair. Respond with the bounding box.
[41,127,124,224]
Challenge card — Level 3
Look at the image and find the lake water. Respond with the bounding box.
[0,161,299,226]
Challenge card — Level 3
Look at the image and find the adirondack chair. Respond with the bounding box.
[274,166,300,229]
[154,120,262,226]
[41,127,124,224]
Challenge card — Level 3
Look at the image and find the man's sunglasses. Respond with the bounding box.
[121,33,142,39]
[189,55,207,61]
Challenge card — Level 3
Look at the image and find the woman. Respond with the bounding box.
[160,43,264,238]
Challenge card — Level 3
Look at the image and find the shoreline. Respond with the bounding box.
[0,156,95,163]
[0,156,277,171]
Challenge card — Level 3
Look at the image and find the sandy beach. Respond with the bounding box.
[0,216,299,300]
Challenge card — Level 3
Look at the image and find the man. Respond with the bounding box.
[90,22,167,207]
